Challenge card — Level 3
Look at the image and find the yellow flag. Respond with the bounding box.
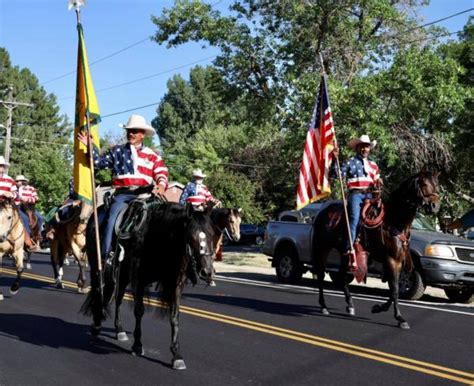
[73,23,100,203]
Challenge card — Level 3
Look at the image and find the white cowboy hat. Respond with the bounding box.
[348,134,377,150]
[15,175,29,182]
[192,169,206,179]
[0,156,9,166]
[120,114,156,137]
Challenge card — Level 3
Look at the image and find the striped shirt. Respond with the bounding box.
[339,155,380,190]
[179,182,215,206]
[0,174,18,199]
[93,142,168,189]
[15,185,38,205]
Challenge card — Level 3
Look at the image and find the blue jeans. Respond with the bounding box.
[34,209,44,232]
[101,193,136,258]
[19,208,30,235]
[346,192,372,250]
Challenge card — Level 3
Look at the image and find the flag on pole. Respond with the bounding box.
[296,74,336,210]
[73,22,100,203]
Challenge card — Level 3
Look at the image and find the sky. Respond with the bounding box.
[0,0,472,143]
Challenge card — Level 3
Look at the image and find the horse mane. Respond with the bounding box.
[129,202,214,311]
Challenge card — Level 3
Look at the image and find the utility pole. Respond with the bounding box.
[0,86,34,167]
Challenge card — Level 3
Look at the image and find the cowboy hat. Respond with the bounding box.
[120,114,156,136]
[0,156,9,166]
[348,134,377,150]
[15,175,29,182]
[192,169,206,179]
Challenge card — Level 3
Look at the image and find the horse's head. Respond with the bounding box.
[212,207,242,242]
[185,204,216,284]
[0,199,16,242]
[415,171,441,214]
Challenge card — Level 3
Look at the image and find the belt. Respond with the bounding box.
[350,189,372,194]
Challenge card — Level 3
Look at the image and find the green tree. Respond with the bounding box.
[0,48,72,211]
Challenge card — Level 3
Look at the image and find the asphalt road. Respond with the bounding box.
[0,252,473,385]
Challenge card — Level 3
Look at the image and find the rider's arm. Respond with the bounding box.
[92,147,115,170]
[179,183,192,205]
[151,152,169,191]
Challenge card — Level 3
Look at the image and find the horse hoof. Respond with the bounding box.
[56,281,64,289]
[321,308,330,315]
[26,263,32,270]
[346,306,355,316]
[371,305,382,314]
[399,321,410,330]
[131,346,144,356]
[117,332,129,342]
[172,359,187,370]
[9,286,19,295]
[90,324,101,336]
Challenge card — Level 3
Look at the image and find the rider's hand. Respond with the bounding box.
[77,131,92,147]
[153,184,166,196]
[376,178,384,188]
[332,146,340,157]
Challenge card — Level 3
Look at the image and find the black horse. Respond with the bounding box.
[312,171,440,329]
[81,200,216,370]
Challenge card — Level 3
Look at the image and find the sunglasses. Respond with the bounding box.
[127,129,145,134]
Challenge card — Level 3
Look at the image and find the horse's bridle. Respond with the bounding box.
[415,176,440,206]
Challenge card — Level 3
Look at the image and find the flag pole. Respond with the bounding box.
[74,5,104,293]
[319,53,356,262]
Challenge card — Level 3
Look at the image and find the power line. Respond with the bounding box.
[60,55,217,100]
[42,37,150,85]
[384,8,473,39]
[102,101,161,118]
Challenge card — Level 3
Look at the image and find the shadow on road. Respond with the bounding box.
[0,313,125,354]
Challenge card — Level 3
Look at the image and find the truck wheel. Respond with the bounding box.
[328,272,354,286]
[444,288,474,303]
[275,248,302,284]
[399,269,425,300]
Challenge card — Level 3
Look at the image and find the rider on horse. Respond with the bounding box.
[179,169,220,208]
[332,134,383,255]
[15,175,44,250]
[0,156,17,200]
[78,114,168,260]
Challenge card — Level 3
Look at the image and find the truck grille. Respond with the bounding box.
[456,248,474,263]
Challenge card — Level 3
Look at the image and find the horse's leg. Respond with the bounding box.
[389,259,409,329]
[131,282,146,356]
[340,253,355,316]
[314,246,330,315]
[25,251,32,270]
[115,260,129,341]
[71,241,86,293]
[170,285,186,370]
[10,248,24,295]
[55,241,65,289]
[372,257,395,315]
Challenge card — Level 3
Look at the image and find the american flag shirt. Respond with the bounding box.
[92,143,168,189]
[15,184,38,205]
[0,174,17,199]
[179,182,215,206]
[339,155,380,190]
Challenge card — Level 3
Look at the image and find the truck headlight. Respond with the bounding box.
[425,244,455,259]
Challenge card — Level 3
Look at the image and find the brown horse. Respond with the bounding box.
[20,203,42,269]
[49,202,92,293]
[211,208,242,261]
[0,198,25,299]
[312,171,440,329]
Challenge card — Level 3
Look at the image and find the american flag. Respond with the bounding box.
[296,74,336,209]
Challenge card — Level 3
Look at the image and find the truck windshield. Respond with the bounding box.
[412,214,436,231]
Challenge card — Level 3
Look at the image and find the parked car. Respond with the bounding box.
[263,201,474,303]
[224,223,266,246]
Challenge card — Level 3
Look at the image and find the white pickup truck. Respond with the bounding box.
[262,201,474,303]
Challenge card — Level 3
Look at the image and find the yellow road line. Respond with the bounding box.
[4,268,474,384]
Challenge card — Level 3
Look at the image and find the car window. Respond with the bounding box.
[412,214,436,231]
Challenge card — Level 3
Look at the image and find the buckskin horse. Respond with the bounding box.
[49,202,92,293]
[0,198,26,299]
[81,200,216,370]
[312,170,440,329]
